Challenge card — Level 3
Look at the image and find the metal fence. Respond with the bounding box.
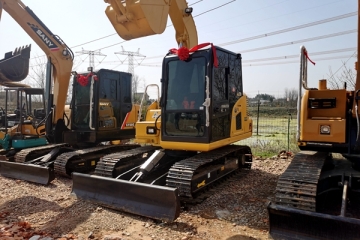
[238,102,299,156]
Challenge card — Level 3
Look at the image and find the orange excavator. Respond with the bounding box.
[0,0,140,185]
[71,0,253,222]
[267,1,360,239]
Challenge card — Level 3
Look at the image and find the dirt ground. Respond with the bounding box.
[0,154,292,240]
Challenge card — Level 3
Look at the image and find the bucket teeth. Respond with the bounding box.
[0,44,31,82]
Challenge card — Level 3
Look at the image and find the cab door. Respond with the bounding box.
[211,49,231,142]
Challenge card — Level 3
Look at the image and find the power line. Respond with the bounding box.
[193,0,235,18]
[219,11,357,47]
[71,33,118,48]
[114,47,146,76]
[243,47,356,63]
[76,49,107,68]
[189,0,203,6]
[201,0,343,35]
[144,29,357,60]
[30,46,356,68]
[27,5,356,61]
[239,30,357,53]
[243,54,356,67]
[166,0,236,27]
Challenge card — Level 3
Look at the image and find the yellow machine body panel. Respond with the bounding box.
[300,88,347,143]
[135,108,161,145]
[0,122,45,137]
[135,96,253,151]
[230,95,253,137]
[121,104,140,130]
[98,99,118,130]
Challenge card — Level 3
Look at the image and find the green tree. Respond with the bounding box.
[254,93,275,102]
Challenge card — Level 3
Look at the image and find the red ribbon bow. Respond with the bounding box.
[169,42,218,67]
[76,72,98,87]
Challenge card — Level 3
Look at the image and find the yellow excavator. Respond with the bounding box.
[71,0,253,222]
[0,87,47,152]
[267,1,360,239]
[0,0,140,185]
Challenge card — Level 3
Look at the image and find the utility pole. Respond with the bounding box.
[115,46,146,77]
[76,48,107,68]
[115,47,146,102]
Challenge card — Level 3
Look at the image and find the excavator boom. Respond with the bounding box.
[0,0,73,124]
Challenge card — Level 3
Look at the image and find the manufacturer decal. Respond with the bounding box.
[125,123,135,127]
[27,23,59,51]
[197,180,206,188]
[152,112,160,119]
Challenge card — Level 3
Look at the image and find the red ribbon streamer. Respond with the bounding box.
[303,49,315,65]
[169,42,218,67]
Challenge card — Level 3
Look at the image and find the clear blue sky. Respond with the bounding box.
[0,0,357,98]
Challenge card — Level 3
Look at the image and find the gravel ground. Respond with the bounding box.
[0,153,292,240]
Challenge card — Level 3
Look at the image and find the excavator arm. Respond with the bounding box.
[0,0,74,126]
[104,0,198,48]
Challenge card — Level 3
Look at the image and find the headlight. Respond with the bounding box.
[147,126,156,134]
[320,125,330,134]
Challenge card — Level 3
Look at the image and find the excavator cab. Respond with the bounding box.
[63,69,138,145]
[136,45,252,150]
[0,87,47,151]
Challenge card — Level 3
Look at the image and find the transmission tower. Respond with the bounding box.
[76,48,107,68]
[115,46,146,76]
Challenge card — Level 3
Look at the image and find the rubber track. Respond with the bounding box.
[94,145,160,177]
[54,144,140,177]
[166,145,252,198]
[274,151,326,211]
[14,143,68,163]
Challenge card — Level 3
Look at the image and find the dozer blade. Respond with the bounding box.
[0,45,31,82]
[71,172,180,222]
[0,161,53,185]
[267,202,360,240]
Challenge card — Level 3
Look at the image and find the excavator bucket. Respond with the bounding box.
[267,202,360,240]
[0,45,31,81]
[104,0,169,40]
[71,172,180,222]
[0,161,54,185]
